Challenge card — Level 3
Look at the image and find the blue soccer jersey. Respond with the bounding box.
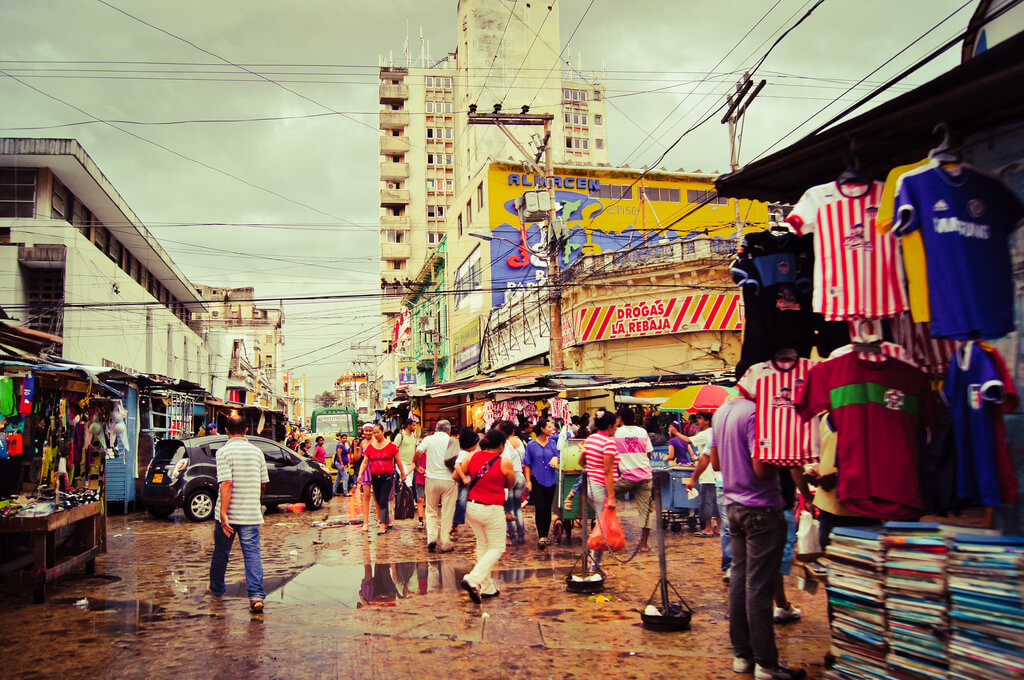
[943,342,1005,508]
[895,164,1024,339]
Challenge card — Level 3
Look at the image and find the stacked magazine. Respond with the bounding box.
[881,522,950,680]
[947,534,1024,680]
[825,526,888,679]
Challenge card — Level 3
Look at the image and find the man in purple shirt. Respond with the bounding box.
[710,397,805,680]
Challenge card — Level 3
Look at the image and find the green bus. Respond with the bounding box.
[310,406,359,437]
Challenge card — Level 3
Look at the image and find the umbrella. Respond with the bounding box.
[658,384,738,413]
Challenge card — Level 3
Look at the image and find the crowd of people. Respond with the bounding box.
[210,403,811,679]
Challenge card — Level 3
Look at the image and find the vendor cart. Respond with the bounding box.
[552,439,596,544]
[652,459,699,533]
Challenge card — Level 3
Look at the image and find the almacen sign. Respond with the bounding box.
[564,294,742,346]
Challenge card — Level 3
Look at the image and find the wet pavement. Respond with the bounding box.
[1,495,831,679]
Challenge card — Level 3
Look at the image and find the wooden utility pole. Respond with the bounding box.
[467,107,563,371]
[722,74,766,238]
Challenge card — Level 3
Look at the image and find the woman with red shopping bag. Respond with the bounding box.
[581,411,625,570]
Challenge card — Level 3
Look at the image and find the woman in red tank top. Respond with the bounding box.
[356,424,407,535]
[454,429,515,603]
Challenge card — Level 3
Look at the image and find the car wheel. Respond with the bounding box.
[147,506,175,519]
[304,483,324,511]
[184,489,215,522]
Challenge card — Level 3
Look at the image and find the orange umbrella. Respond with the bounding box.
[659,384,738,413]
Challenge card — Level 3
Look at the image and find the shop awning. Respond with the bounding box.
[614,395,668,405]
[423,374,541,398]
[715,30,1024,203]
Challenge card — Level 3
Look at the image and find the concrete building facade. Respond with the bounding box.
[0,138,211,387]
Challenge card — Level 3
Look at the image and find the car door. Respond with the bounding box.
[256,441,298,502]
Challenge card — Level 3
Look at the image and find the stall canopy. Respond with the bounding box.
[715,30,1024,203]
[0,320,61,360]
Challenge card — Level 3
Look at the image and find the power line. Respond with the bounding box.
[474,0,518,105]
[499,1,555,105]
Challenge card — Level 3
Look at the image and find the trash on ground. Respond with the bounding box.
[570,573,602,582]
[74,598,89,608]
[288,549,298,556]
[588,595,615,603]
[644,604,661,616]
[312,539,324,545]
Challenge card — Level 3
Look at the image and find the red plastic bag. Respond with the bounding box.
[588,500,626,552]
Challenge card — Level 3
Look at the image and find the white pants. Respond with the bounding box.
[465,501,506,595]
[425,478,457,550]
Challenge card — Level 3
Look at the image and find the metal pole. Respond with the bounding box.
[653,473,668,608]
[543,117,564,372]
[580,471,589,573]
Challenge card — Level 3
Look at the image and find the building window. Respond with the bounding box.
[687,189,729,205]
[0,167,37,218]
[427,231,445,246]
[466,197,472,216]
[711,239,738,255]
[564,112,571,124]
[443,77,452,89]
[581,114,588,126]
[595,114,603,125]
[596,139,605,150]
[384,229,407,244]
[425,102,434,113]
[683,241,696,255]
[426,179,435,191]
[476,183,484,209]
[388,260,407,271]
[445,179,454,192]
[643,187,681,202]
[51,178,69,221]
[425,76,433,87]
[427,205,446,218]
[457,213,463,236]
[588,183,634,200]
[593,90,602,101]
[445,127,453,139]
[454,250,481,307]
[582,139,589,150]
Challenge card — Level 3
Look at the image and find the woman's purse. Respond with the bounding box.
[443,438,461,471]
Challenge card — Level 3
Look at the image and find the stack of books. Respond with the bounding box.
[881,522,950,680]
[825,526,888,679]
[947,534,1024,680]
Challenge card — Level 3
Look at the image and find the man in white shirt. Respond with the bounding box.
[417,419,456,552]
[613,408,655,553]
[208,415,270,613]
[686,412,719,538]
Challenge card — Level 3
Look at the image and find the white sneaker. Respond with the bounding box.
[732,656,754,674]
[773,605,802,623]
[723,567,731,584]
[755,662,807,680]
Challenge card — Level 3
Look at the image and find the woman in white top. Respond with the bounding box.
[497,420,527,545]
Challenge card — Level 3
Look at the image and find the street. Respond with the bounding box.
[3,497,829,679]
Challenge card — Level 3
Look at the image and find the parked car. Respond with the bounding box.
[143,435,334,522]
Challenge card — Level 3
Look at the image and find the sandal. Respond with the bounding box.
[538,537,549,548]
[694,531,713,538]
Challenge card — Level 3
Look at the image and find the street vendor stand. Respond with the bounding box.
[0,502,100,603]
[553,438,596,543]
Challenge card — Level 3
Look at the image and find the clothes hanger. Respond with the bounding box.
[773,347,799,363]
[836,139,872,190]
[927,122,960,164]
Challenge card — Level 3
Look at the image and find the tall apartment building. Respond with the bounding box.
[378,0,609,344]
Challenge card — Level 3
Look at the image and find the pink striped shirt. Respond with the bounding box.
[581,432,618,484]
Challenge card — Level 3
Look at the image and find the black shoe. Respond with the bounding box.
[481,590,500,599]
[427,542,436,552]
[755,662,807,680]
[460,578,481,604]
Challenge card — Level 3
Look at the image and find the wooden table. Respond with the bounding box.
[0,502,102,603]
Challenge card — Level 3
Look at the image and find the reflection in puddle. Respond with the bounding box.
[251,562,562,609]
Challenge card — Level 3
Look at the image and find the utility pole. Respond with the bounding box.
[467,105,564,371]
[722,74,766,238]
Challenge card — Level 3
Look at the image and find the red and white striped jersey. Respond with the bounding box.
[889,312,956,376]
[787,181,909,321]
[830,341,916,366]
[749,357,820,465]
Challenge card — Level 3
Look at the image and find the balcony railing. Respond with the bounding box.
[379,83,409,104]
[380,189,411,206]
[379,161,410,181]
[380,136,410,154]
[379,111,410,130]
[563,237,738,280]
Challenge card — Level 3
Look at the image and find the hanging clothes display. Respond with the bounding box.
[732,229,849,377]
[19,373,35,416]
[787,180,909,321]
[796,352,930,520]
[740,356,820,465]
[891,163,1024,338]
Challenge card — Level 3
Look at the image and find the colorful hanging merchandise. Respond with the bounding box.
[738,356,820,465]
[943,341,1019,508]
[890,162,1024,338]
[19,373,35,415]
[731,229,848,378]
[0,377,14,416]
[787,180,909,321]
[796,351,931,520]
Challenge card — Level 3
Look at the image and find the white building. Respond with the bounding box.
[0,138,210,386]
[377,0,609,346]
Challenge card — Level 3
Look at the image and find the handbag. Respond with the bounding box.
[394,481,417,520]
[443,438,460,471]
[796,503,822,557]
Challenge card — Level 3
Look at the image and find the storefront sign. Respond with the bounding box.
[565,294,743,345]
[397,359,417,386]
[381,380,396,400]
[453,319,481,373]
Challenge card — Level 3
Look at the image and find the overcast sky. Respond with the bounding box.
[0,0,975,400]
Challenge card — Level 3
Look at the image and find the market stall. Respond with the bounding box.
[715,27,1024,680]
[0,359,120,602]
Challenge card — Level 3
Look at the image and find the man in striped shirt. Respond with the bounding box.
[208,415,270,613]
[581,411,618,571]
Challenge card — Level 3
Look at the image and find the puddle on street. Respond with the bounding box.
[247,562,563,609]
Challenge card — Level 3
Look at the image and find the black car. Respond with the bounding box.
[142,435,333,522]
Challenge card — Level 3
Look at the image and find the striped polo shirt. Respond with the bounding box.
[214,437,269,525]
[582,432,618,484]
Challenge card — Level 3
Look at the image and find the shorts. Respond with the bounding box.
[780,509,797,575]
[360,467,371,485]
[415,483,425,500]
[698,483,718,523]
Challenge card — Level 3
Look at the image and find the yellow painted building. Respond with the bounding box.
[442,161,769,377]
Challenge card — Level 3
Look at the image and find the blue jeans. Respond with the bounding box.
[333,466,350,496]
[717,485,732,572]
[453,484,470,526]
[505,474,526,542]
[209,524,265,601]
